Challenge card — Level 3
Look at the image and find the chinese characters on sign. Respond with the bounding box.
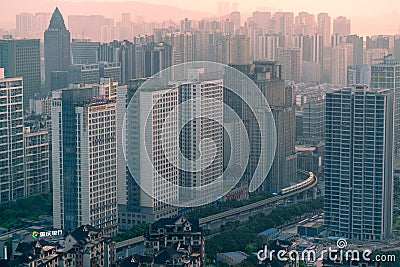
[32,230,63,239]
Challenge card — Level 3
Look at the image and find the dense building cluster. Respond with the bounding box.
[0,2,400,266]
[0,225,115,266]
[0,217,204,267]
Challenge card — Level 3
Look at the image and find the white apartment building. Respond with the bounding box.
[52,83,118,235]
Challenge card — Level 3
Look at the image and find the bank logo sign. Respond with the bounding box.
[32,230,63,239]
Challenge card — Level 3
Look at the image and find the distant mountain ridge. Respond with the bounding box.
[0,0,399,36]
[0,0,210,29]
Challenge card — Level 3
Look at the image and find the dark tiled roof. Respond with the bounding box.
[13,253,39,265]
[69,225,101,244]
[154,243,181,264]
[15,240,56,253]
[15,242,33,253]
[151,217,179,229]
[151,216,201,232]
[118,255,153,267]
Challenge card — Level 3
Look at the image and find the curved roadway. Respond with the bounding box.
[199,173,318,225]
[115,173,318,249]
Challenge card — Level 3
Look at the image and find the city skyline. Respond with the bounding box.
[1,0,400,36]
[1,1,400,265]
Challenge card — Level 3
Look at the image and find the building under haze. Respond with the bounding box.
[277,47,302,83]
[98,40,136,84]
[366,48,388,66]
[394,35,400,60]
[44,7,71,91]
[229,35,250,65]
[0,38,41,109]
[366,35,390,50]
[271,12,294,36]
[324,85,394,241]
[298,34,323,83]
[68,14,116,42]
[228,62,297,192]
[347,65,371,86]
[71,39,100,64]
[229,11,241,29]
[99,61,122,84]
[317,13,331,47]
[301,96,325,142]
[16,12,51,39]
[136,42,172,78]
[49,71,68,91]
[67,64,100,84]
[332,16,351,36]
[370,57,400,157]
[331,43,353,85]
[253,62,297,191]
[252,11,271,31]
[345,34,364,66]
[294,12,316,36]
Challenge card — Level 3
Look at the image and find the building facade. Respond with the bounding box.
[67,64,100,84]
[346,34,364,66]
[370,57,400,156]
[277,47,302,83]
[252,62,297,191]
[15,12,51,39]
[143,216,204,266]
[333,16,351,36]
[324,85,394,241]
[44,7,71,90]
[23,124,50,197]
[52,83,118,235]
[178,80,224,205]
[317,13,331,47]
[121,82,179,227]
[71,39,100,64]
[301,96,325,141]
[60,225,116,267]
[347,65,371,87]
[0,73,25,203]
[0,38,41,109]
[331,43,353,85]
[99,62,122,85]
[0,70,50,204]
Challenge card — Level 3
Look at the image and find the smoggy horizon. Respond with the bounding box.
[1,0,400,36]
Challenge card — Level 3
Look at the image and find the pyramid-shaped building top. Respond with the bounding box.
[48,7,67,30]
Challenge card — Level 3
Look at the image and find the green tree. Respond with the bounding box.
[112,223,148,242]
[0,193,52,228]
[205,197,323,261]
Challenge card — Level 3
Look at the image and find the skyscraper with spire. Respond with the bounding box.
[44,7,71,91]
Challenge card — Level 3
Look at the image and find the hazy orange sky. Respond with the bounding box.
[1,0,400,35]
[138,0,399,16]
[44,0,400,15]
